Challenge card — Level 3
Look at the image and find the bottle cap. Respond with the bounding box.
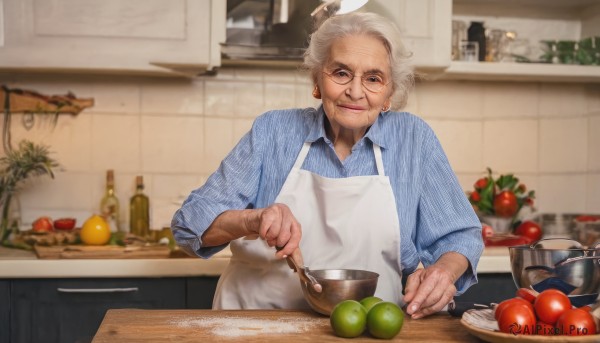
[136,175,144,187]
[107,170,114,185]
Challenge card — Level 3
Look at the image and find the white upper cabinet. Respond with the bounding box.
[446,0,600,82]
[363,0,452,69]
[0,0,226,75]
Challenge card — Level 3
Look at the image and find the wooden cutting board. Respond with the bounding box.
[92,309,479,342]
[34,244,171,259]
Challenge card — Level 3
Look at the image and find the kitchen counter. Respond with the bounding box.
[0,246,511,278]
[92,309,479,342]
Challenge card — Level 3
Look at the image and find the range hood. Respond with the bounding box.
[223,0,368,62]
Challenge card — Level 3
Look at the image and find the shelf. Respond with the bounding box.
[0,85,94,114]
[438,61,600,83]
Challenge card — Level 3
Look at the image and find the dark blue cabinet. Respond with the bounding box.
[6,276,219,343]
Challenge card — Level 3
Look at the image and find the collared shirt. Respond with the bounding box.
[172,106,483,294]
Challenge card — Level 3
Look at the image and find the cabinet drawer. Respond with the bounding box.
[11,278,186,343]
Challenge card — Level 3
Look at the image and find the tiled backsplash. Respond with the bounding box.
[1,69,599,229]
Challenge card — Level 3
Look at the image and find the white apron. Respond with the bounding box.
[213,141,403,309]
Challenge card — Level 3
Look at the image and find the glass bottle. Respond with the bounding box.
[130,176,150,239]
[100,170,120,232]
[467,21,486,62]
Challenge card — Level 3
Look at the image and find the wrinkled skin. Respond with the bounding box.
[403,252,467,319]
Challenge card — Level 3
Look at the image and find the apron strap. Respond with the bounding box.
[373,144,385,177]
[293,142,312,169]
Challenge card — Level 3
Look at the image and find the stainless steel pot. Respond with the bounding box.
[509,242,600,296]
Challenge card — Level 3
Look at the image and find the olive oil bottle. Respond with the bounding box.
[100,169,120,232]
[130,175,150,238]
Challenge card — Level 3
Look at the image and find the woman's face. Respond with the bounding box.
[318,34,393,134]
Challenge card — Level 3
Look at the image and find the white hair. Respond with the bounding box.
[302,12,415,110]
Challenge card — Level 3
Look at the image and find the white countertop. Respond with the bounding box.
[477,247,512,273]
[0,246,511,278]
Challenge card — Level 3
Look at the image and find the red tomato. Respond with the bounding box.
[516,288,537,304]
[534,289,572,325]
[495,297,534,321]
[474,178,488,190]
[556,308,596,336]
[53,218,77,231]
[484,234,532,247]
[493,191,518,217]
[575,215,600,222]
[481,224,494,239]
[470,191,481,202]
[514,221,543,242]
[497,303,536,335]
[32,216,53,233]
[535,321,557,335]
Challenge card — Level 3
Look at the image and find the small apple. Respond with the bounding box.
[32,216,53,233]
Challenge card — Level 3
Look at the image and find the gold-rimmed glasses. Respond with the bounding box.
[323,69,390,93]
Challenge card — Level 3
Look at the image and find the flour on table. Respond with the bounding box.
[172,316,321,337]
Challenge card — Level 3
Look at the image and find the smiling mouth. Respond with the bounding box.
[339,104,366,111]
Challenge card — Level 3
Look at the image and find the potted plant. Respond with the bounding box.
[0,140,58,247]
[467,167,535,234]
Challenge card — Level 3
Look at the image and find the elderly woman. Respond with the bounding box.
[172,12,483,319]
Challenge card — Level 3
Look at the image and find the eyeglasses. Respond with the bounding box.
[323,69,390,93]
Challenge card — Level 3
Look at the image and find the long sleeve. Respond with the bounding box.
[414,127,484,294]
[170,115,266,258]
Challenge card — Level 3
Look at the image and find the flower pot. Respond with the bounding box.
[480,215,513,234]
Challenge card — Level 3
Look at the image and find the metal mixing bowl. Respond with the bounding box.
[299,269,379,315]
[509,245,600,296]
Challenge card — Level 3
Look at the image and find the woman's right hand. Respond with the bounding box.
[247,203,302,259]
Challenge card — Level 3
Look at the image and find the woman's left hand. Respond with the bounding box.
[402,252,468,319]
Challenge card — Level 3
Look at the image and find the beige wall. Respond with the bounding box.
[1,69,599,230]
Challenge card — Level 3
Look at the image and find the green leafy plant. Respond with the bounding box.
[0,140,59,245]
[468,167,535,220]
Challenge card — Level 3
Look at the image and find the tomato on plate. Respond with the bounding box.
[494,297,534,321]
[535,320,557,335]
[516,288,537,304]
[514,221,543,242]
[556,308,596,336]
[497,302,536,335]
[534,289,572,325]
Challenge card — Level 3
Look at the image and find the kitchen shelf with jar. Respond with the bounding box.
[446,0,600,83]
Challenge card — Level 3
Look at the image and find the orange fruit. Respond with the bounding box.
[366,301,404,339]
[80,215,111,245]
[330,300,367,338]
[360,296,383,312]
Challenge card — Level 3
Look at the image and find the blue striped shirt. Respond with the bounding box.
[172,106,483,294]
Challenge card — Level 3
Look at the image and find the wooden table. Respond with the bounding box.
[93,309,481,342]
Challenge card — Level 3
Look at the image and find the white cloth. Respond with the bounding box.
[213,142,403,309]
